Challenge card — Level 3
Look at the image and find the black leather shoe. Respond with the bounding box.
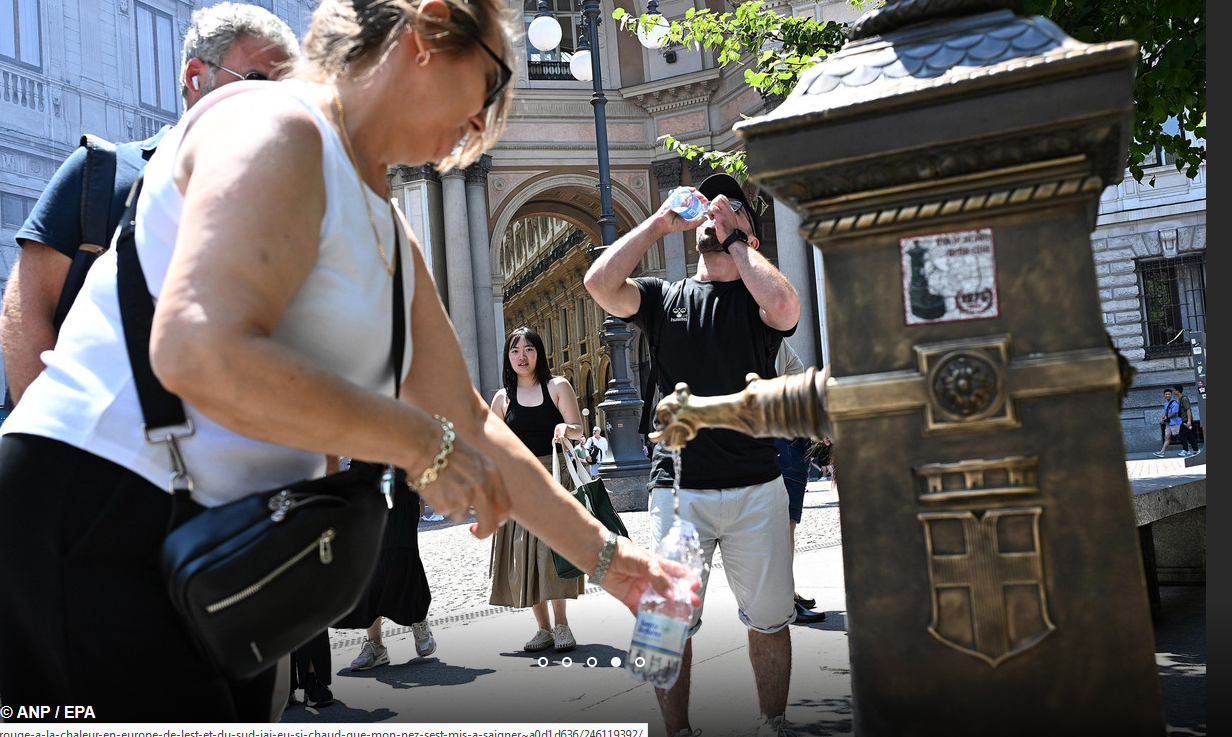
[304,677,335,708]
[792,601,827,624]
[794,593,817,610]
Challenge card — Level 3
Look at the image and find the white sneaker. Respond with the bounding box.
[524,628,553,652]
[412,619,436,657]
[350,639,389,671]
[756,716,798,737]
[552,623,576,652]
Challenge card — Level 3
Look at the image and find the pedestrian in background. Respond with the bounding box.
[1174,384,1199,457]
[771,341,826,624]
[807,436,834,482]
[488,327,587,653]
[585,425,609,477]
[1153,388,1182,457]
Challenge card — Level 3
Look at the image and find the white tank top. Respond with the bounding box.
[2,80,415,506]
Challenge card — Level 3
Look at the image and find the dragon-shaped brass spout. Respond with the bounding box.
[649,365,833,449]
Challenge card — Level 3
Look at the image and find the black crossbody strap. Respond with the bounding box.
[115,176,186,430]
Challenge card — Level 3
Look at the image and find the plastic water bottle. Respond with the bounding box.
[666,186,706,221]
[626,516,704,690]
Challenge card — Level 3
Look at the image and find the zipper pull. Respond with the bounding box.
[319,529,336,564]
[380,464,396,509]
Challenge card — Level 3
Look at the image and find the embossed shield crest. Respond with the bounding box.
[919,507,1055,666]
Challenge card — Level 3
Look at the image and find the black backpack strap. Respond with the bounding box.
[54,134,117,331]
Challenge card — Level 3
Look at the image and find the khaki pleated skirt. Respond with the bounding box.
[488,452,587,608]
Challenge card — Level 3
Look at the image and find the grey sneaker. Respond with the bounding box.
[350,639,389,671]
[756,716,797,737]
[412,619,437,657]
[1152,451,1165,457]
[552,623,577,651]
[524,628,554,652]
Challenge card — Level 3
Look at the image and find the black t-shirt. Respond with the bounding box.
[625,276,795,489]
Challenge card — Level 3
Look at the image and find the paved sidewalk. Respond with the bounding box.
[283,462,1205,736]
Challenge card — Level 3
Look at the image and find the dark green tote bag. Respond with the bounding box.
[551,439,629,579]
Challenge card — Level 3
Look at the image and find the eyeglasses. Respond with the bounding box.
[469,34,512,110]
[729,199,745,213]
[208,61,269,82]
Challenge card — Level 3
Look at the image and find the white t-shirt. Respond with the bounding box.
[2,81,415,506]
[586,435,610,474]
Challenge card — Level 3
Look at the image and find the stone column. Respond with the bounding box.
[653,158,687,281]
[734,1,1166,734]
[393,164,445,287]
[441,168,479,386]
[465,154,499,400]
[772,198,819,369]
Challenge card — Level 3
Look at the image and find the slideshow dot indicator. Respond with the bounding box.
[610,657,622,668]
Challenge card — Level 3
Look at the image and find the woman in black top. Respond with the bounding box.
[488,327,587,652]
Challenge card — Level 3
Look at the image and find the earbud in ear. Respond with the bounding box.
[191,76,200,91]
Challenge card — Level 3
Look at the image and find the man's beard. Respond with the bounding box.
[696,225,724,253]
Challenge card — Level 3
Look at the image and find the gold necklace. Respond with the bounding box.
[333,88,395,277]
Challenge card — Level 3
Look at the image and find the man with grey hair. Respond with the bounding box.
[1,2,298,405]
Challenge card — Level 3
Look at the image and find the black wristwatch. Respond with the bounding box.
[720,228,749,253]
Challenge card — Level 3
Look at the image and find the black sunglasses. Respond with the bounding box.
[469,34,512,110]
[209,61,269,82]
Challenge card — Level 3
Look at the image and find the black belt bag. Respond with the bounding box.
[114,177,404,681]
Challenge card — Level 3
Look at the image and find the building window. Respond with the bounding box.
[136,3,180,114]
[1,0,41,68]
[1,191,36,229]
[524,0,582,80]
[1138,252,1205,358]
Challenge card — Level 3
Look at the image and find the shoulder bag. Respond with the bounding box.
[114,177,399,681]
[551,438,629,579]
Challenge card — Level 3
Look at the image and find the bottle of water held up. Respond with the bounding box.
[626,516,703,690]
[666,186,706,221]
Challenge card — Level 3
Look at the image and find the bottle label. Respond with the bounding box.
[630,611,689,657]
[667,187,706,221]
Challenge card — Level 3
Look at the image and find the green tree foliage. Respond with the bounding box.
[616,0,1205,184]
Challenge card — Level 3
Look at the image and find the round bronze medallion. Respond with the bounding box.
[930,351,1001,420]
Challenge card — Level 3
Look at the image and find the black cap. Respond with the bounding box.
[697,172,761,240]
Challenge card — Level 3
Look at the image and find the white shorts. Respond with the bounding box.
[649,478,796,636]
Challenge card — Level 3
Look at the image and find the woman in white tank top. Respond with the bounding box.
[0,0,690,720]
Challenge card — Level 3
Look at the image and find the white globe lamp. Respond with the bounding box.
[570,49,593,81]
[637,15,670,50]
[527,14,563,52]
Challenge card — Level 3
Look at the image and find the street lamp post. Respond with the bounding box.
[529,0,651,477]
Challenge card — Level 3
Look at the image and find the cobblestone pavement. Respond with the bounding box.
[336,454,1198,647]
[332,480,844,648]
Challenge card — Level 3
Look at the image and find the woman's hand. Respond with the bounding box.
[553,422,573,444]
[598,536,702,614]
[414,433,510,538]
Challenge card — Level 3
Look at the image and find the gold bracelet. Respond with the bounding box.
[409,415,455,492]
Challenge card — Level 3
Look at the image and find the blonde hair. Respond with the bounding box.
[300,0,516,169]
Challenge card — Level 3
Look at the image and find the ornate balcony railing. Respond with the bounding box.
[2,67,46,112]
